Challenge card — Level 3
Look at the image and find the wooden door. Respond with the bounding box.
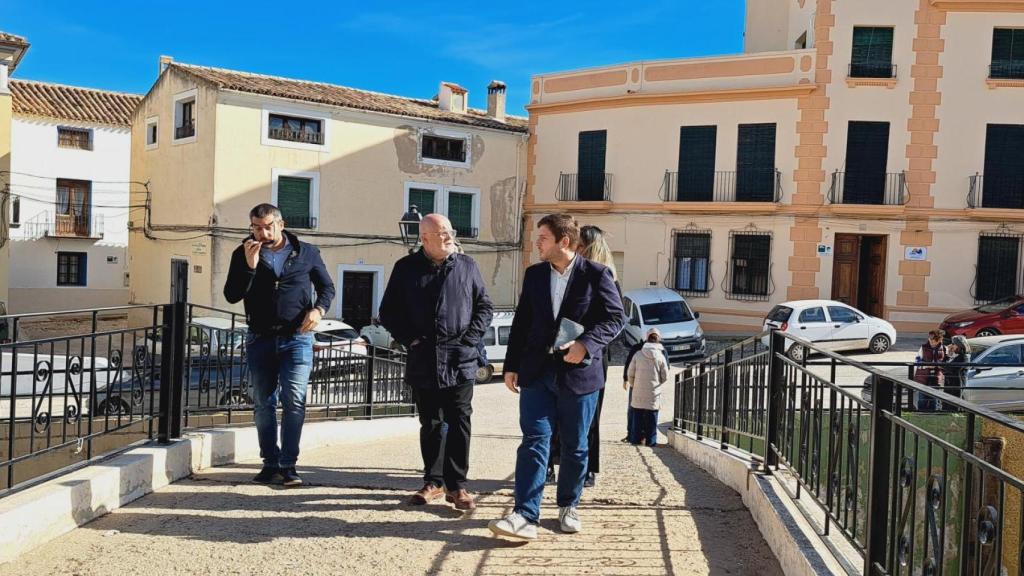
[831,234,861,306]
[342,272,375,330]
[860,236,887,318]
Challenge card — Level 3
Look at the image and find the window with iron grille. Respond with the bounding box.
[992,28,1024,79]
[851,27,895,78]
[268,114,324,144]
[57,252,87,286]
[422,134,467,163]
[975,233,1023,303]
[57,127,92,150]
[672,231,711,297]
[726,231,772,300]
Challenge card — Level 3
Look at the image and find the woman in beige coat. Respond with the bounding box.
[626,328,669,446]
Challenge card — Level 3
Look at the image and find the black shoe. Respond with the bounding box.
[545,467,556,485]
[281,467,303,487]
[584,472,596,488]
[253,466,281,484]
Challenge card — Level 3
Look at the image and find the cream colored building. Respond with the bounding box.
[129,58,527,326]
[526,0,1024,334]
[0,32,30,313]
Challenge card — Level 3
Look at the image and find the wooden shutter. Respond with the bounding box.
[736,124,776,202]
[448,192,473,235]
[843,121,890,204]
[851,27,894,77]
[983,124,1024,209]
[677,126,716,201]
[577,130,607,201]
[277,176,311,226]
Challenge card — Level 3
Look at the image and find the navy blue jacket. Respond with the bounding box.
[378,249,493,390]
[223,230,335,334]
[505,256,626,395]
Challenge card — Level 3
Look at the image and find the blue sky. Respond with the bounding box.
[5,0,745,115]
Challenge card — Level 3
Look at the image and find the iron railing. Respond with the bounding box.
[453,226,479,239]
[968,174,1024,209]
[990,62,1024,80]
[175,121,195,140]
[674,330,1024,575]
[849,62,898,79]
[828,171,908,206]
[268,128,324,145]
[660,169,783,203]
[282,215,317,230]
[557,172,613,202]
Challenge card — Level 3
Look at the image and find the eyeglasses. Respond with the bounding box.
[250,220,282,233]
[423,229,457,239]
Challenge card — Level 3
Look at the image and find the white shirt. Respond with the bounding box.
[550,254,576,319]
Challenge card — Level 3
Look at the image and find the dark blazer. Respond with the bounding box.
[505,256,625,395]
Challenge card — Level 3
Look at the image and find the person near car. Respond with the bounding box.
[942,334,971,401]
[914,330,946,411]
[626,328,670,446]
[489,214,625,541]
[223,203,335,487]
[378,214,493,511]
[547,225,619,488]
[622,336,668,442]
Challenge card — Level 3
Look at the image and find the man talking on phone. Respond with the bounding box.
[224,203,335,486]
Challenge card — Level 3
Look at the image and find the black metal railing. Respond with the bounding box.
[990,62,1024,80]
[660,169,783,203]
[674,330,1024,575]
[557,172,613,202]
[828,171,908,205]
[849,62,898,79]
[175,121,195,140]
[0,264,413,496]
[968,174,1024,209]
[282,215,318,229]
[268,128,324,145]
[454,226,479,239]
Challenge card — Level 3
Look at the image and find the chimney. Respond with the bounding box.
[486,80,507,122]
[159,55,173,76]
[438,81,468,114]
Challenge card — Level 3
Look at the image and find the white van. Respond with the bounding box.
[622,288,706,362]
[477,310,515,381]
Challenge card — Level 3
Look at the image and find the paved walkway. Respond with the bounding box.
[1,367,782,576]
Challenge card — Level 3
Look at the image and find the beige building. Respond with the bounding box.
[0,32,30,313]
[526,0,1024,333]
[129,58,527,327]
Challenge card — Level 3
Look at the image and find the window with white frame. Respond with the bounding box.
[173,89,197,142]
[272,169,320,230]
[261,104,330,151]
[419,130,471,168]
[145,117,158,150]
[403,182,480,238]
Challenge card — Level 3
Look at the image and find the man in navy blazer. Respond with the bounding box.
[489,214,625,540]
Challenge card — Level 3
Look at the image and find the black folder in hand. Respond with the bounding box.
[551,318,591,365]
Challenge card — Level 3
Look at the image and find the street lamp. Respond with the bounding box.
[399,205,422,253]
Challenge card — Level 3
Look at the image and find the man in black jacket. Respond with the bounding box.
[224,204,335,487]
[379,214,493,511]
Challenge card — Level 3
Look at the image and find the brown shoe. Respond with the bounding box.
[445,488,477,511]
[409,483,444,505]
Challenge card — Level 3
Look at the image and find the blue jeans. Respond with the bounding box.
[629,408,659,446]
[513,371,599,524]
[247,333,314,468]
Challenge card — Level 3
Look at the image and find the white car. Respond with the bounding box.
[762,299,896,361]
[962,335,1024,411]
[312,319,368,355]
[622,288,706,362]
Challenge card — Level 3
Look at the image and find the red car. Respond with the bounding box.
[939,295,1024,338]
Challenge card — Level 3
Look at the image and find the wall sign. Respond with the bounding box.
[905,247,927,261]
[816,244,832,256]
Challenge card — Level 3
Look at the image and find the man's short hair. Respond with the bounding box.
[537,213,579,249]
[249,203,282,221]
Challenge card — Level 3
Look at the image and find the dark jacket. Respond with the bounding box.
[378,249,493,390]
[505,256,625,395]
[914,343,946,386]
[223,230,335,334]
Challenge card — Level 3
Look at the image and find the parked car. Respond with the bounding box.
[762,300,896,361]
[312,319,369,355]
[360,318,399,350]
[477,310,514,382]
[622,288,705,362]
[939,295,1024,339]
[0,352,131,417]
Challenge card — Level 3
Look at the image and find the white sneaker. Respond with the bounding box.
[559,506,582,533]
[489,512,538,540]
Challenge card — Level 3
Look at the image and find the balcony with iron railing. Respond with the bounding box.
[22,211,104,240]
[175,120,195,140]
[659,169,782,203]
[453,226,479,239]
[967,174,1024,209]
[827,171,908,206]
[846,62,898,88]
[282,215,318,229]
[990,61,1024,80]
[556,172,613,202]
[269,128,324,145]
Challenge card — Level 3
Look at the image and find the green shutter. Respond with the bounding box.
[277,177,311,226]
[851,27,894,78]
[407,189,435,237]
[448,193,473,235]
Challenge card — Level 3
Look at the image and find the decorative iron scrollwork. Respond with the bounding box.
[900,457,915,488]
[978,505,998,546]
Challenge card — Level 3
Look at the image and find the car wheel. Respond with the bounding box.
[787,344,806,362]
[98,397,130,416]
[976,328,1000,337]
[869,334,891,354]
[475,365,494,382]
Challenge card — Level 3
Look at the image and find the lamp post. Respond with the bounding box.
[398,205,422,254]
